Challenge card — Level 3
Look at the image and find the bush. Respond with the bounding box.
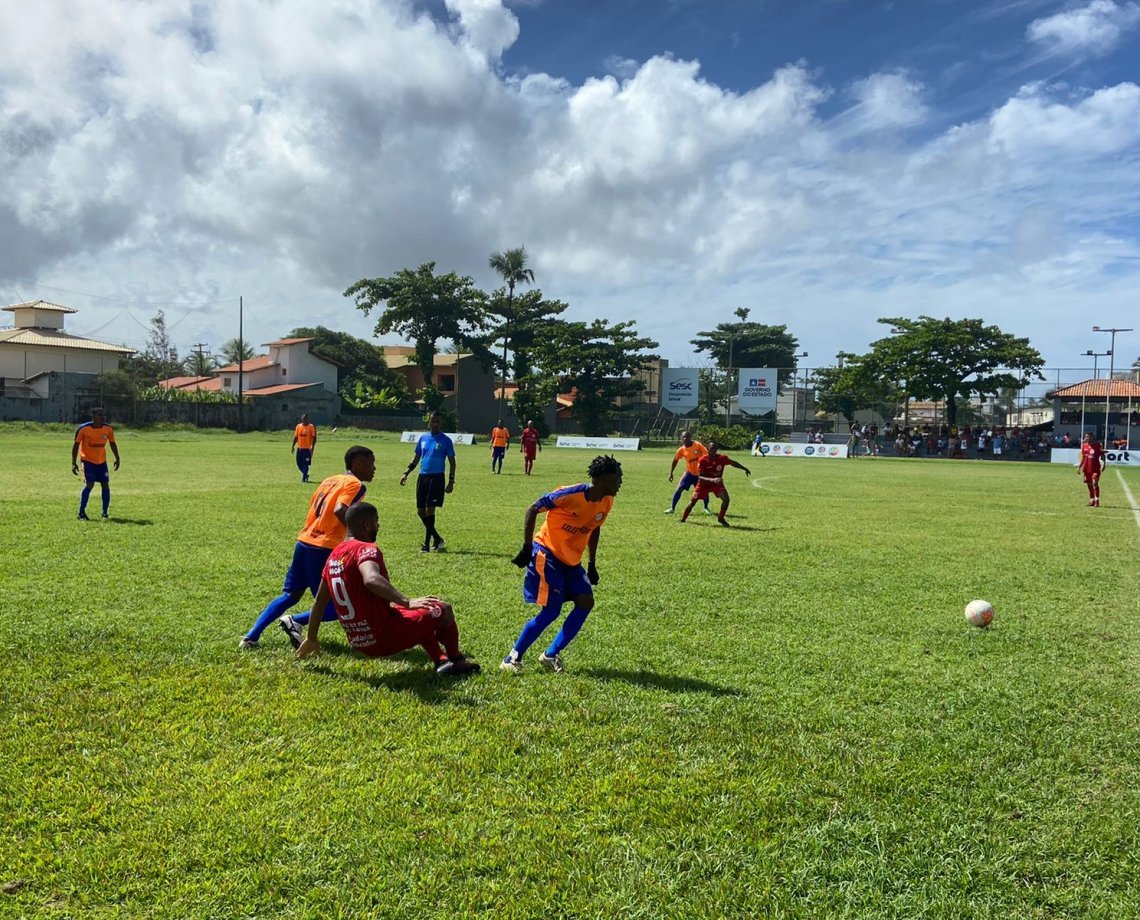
[687,424,757,451]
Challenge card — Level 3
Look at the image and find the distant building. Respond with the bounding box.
[0,300,135,420]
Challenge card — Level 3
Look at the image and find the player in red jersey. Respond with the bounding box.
[1079,432,1106,507]
[295,502,480,675]
[520,419,542,475]
[679,440,750,526]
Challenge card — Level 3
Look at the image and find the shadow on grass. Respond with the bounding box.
[104,517,155,526]
[306,662,478,705]
[582,667,744,697]
[442,549,510,559]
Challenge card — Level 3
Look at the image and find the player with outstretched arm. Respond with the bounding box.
[679,440,750,527]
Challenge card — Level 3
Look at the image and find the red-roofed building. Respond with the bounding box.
[1046,377,1140,447]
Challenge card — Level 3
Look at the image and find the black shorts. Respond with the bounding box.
[416,473,446,509]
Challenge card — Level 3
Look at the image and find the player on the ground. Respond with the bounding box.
[1079,432,1106,507]
[295,503,480,675]
[490,420,511,474]
[239,445,375,649]
[501,455,623,674]
[751,430,767,457]
[666,431,710,514]
[72,407,121,520]
[520,419,542,475]
[400,410,455,552]
[679,440,750,527]
[291,414,317,483]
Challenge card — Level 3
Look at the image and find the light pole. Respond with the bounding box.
[725,332,735,428]
[1083,349,1109,380]
[790,352,808,432]
[1093,326,1132,440]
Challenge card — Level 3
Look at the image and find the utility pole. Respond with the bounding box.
[1093,326,1132,441]
[238,296,244,432]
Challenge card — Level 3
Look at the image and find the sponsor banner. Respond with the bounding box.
[661,367,699,412]
[737,368,777,414]
[555,436,640,451]
[759,443,849,459]
[1051,446,1140,467]
[401,431,477,445]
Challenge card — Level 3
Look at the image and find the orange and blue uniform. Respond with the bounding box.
[75,423,115,467]
[293,422,317,482]
[490,426,510,473]
[670,440,709,511]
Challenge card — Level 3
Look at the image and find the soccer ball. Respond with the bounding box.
[964,599,994,628]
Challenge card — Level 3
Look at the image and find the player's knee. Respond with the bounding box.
[575,594,594,613]
[438,602,455,625]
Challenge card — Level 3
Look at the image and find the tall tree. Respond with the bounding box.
[531,319,659,435]
[121,310,183,386]
[183,345,217,378]
[219,338,257,364]
[345,262,493,411]
[288,326,410,406]
[691,312,801,388]
[860,316,1045,426]
[811,356,899,425]
[489,246,536,416]
[487,288,568,431]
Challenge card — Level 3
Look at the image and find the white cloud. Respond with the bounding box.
[0,0,1138,368]
[1027,0,1140,56]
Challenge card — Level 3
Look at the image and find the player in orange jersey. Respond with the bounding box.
[501,455,622,674]
[240,445,375,649]
[71,407,121,520]
[490,420,511,474]
[1079,432,1106,507]
[291,414,317,482]
[679,441,750,526]
[666,430,710,514]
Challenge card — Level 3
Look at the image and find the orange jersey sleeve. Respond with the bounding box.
[533,483,614,566]
[491,427,510,448]
[297,474,366,549]
[294,424,316,449]
[75,424,115,464]
[675,442,707,475]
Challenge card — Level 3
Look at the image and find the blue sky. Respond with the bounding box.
[0,0,1138,372]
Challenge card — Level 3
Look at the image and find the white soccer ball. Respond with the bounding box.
[964,599,994,628]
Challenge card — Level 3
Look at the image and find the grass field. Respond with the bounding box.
[3,427,1139,918]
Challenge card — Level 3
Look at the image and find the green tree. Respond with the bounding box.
[183,345,217,378]
[531,319,658,436]
[488,288,568,433]
[121,310,184,387]
[489,246,536,416]
[219,338,256,364]
[860,316,1046,426]
[345,262,492,411]
[812,354,898,425]
[288,326,409,407]
[691,310,801,388]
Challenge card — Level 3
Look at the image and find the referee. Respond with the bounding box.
[400,410,456,552]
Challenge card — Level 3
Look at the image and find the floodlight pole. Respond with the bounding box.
[1093,327,1132,441]
[238,296,244,432]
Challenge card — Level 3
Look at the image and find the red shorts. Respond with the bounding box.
[693,480,726,502]
[355,601,449,657]
[523,448,537,460]
[1083,470,1101,484]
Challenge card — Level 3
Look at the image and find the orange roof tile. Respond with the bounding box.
[1047,379,1140,399]
[215,355,277,373]
[244,383,322,397]
[263,337,314,346]
[159,375,218,390]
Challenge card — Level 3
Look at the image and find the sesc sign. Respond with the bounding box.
[737,368,777,414]
[661,367,699,413]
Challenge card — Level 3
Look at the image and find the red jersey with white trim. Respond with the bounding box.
[521,427,541,452]
[696,453,733,482]
[533,483,614,566]
[1080,441,1105,476]
[322,538,392,655]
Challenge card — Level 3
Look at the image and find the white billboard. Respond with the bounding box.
[661,367,699,413]
[555,436,640,451]
[1051,447,1140,467]
[737,368,778,414]
[759,443,849,459]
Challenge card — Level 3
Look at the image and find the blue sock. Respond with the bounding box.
[291,601,338,626]
[546,605,590,656]
[101,487,110,515]
[79,484,93,514]
[512,602,563,657]
[245,592,303,641]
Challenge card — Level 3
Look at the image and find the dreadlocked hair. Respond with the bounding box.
[587,455,622,478]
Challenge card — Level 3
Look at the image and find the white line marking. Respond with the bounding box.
[1116,470,1140,532]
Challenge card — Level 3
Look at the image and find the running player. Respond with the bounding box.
[520,419,542,475]
[501,455,623,674]
[240,445,375,649]
[71,407,121,520]
[295,503,480,675]
[490,420,511,474]
[1079,432,1106,507]
[291,414,317,482]
[666,430,710,514]
[679,440,750,526]
[400,410,455,552]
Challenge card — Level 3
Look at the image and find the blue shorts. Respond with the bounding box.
[492,446,506,460]
[282,542,333,597]
[82,461,109,484]
[523,543,592,607]
[678,471,699,491]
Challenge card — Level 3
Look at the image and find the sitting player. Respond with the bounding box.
[679,440,750,526]
[295,502,480,675]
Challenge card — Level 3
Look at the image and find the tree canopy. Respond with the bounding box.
[120,310,183,387]
[219,338,256,364]
[691,310,802,387]
[859,316,1046,426]
[531,319,658,435]
[288,326,409,407]
[345,262,493,409]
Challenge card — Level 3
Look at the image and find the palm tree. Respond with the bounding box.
[489,246,535,417]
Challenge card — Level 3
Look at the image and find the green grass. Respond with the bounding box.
[3,429,1139,918]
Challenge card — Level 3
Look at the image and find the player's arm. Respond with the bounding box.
[311,429,316,454]
[110,440,121,471]
[400,448,422,486]
[726,457,751,476]
[668,454,680,481]
[359,558,433,610]
[291,431,298,452]
[445,454,456,493]
[332,483,365,525]
[297,579,332,658]
[586,527,601,584]
[71,438,80,475]
[511,503,542,567]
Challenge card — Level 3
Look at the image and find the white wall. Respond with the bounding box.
[0,345,122,380]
